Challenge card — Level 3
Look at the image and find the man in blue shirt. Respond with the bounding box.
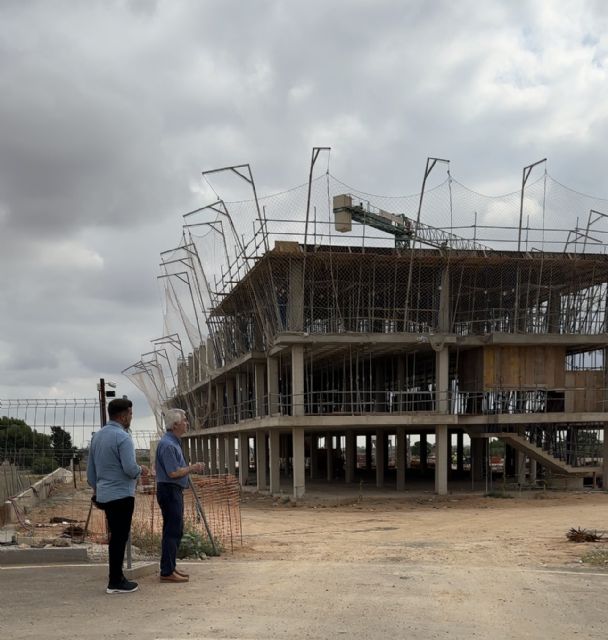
[155,408,204,583]
[87,398,149,594]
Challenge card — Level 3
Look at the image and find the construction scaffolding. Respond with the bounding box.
[128,151,608,496]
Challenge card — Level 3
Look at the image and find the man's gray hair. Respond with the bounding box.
[164,408,186,431]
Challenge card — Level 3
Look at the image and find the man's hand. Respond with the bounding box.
[190,462,205,474]
[140,465,150,476]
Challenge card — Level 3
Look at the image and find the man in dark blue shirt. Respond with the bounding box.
[155,408,204,582]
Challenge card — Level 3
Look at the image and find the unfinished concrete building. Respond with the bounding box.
[127,153,608,497]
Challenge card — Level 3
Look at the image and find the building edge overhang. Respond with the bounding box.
[183,411,608,437]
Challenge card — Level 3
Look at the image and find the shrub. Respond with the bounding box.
[178,527,222,558]
[31,456,56,474]
[130,524,161,556]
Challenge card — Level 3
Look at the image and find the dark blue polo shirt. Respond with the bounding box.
[155,431,188,488]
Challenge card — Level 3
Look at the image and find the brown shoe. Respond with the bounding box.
[160,572,189,583]
[174,569,189,578]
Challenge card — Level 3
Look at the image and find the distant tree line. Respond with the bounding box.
[0,416,77,474]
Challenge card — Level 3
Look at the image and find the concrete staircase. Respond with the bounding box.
[489,432,601,477]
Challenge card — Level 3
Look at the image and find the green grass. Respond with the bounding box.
[581,548,608,566]
[130,523,222,558]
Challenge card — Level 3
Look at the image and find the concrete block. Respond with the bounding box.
[0,529,16,544]
[124,561,157,579]
[0,547,88,565]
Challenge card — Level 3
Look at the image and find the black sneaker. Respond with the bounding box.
[106,578,139,594]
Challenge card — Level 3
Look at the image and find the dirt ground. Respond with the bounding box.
[3,487,608,639]
[236,489,608,569]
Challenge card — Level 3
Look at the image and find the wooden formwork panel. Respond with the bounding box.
[483,345,565,389]
[458,345,566,390]
[565,371,605,412]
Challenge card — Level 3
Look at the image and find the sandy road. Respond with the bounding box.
[1,490,607,639]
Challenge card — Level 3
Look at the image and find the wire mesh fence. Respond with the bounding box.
[5,473,242,554]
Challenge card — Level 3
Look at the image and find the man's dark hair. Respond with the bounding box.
[108,398,132,419]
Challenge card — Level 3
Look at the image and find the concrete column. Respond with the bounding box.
[198,344,209,380]
[238,432,248,486]
[529,458,537,483]
[215,383,225,426]
[202,437,210,474]
[218,435,226,474]
[548,288,561,333]
[420,433,428,471]
[235,372,243,422]
[256,430,267,491]
[255,362,266,417]
[375,430,385,488]
[435,348,449,414]
[227,436,236,475]
[471,437,485,483]
[292,426,305,498]
[292,345,305,417]
[267,356,279,415]
[517,451,526,485]
[456,431,464,473]
[396,427,406,491]
[396,357,405,412]
[435,424,448,495]
[375,361,386,412]
[288,260,304,331]
[438,267,450,331]
[226,377,235,424]
[309,435,318,480]
[345,430,356,484]
[209,437,218,475]
[603,425,608,491]
[326,433,333,481]
[206,337,215,369]
[191,436,200,462]
[269,429,281,495]
[182,437,191,463]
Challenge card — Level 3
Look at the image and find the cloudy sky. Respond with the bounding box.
[1,0,607,432]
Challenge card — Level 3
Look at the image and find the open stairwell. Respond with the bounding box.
[486,432,601,477]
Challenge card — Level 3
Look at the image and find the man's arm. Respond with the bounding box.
[167,462,204,479]
[86,443,96,490]
[117,434,148,478]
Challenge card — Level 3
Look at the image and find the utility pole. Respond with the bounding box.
[98,378,117,428]
[98,378,107,428]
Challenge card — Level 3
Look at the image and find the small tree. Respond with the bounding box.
[50,426,76,467]
[32,456,57,474]
[0,417,51,467]
[411,440,432,456]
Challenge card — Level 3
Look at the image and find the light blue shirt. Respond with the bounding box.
[87,421,141,502]
[155,431,188,488]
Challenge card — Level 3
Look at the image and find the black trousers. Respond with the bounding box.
[100,496,135,584]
